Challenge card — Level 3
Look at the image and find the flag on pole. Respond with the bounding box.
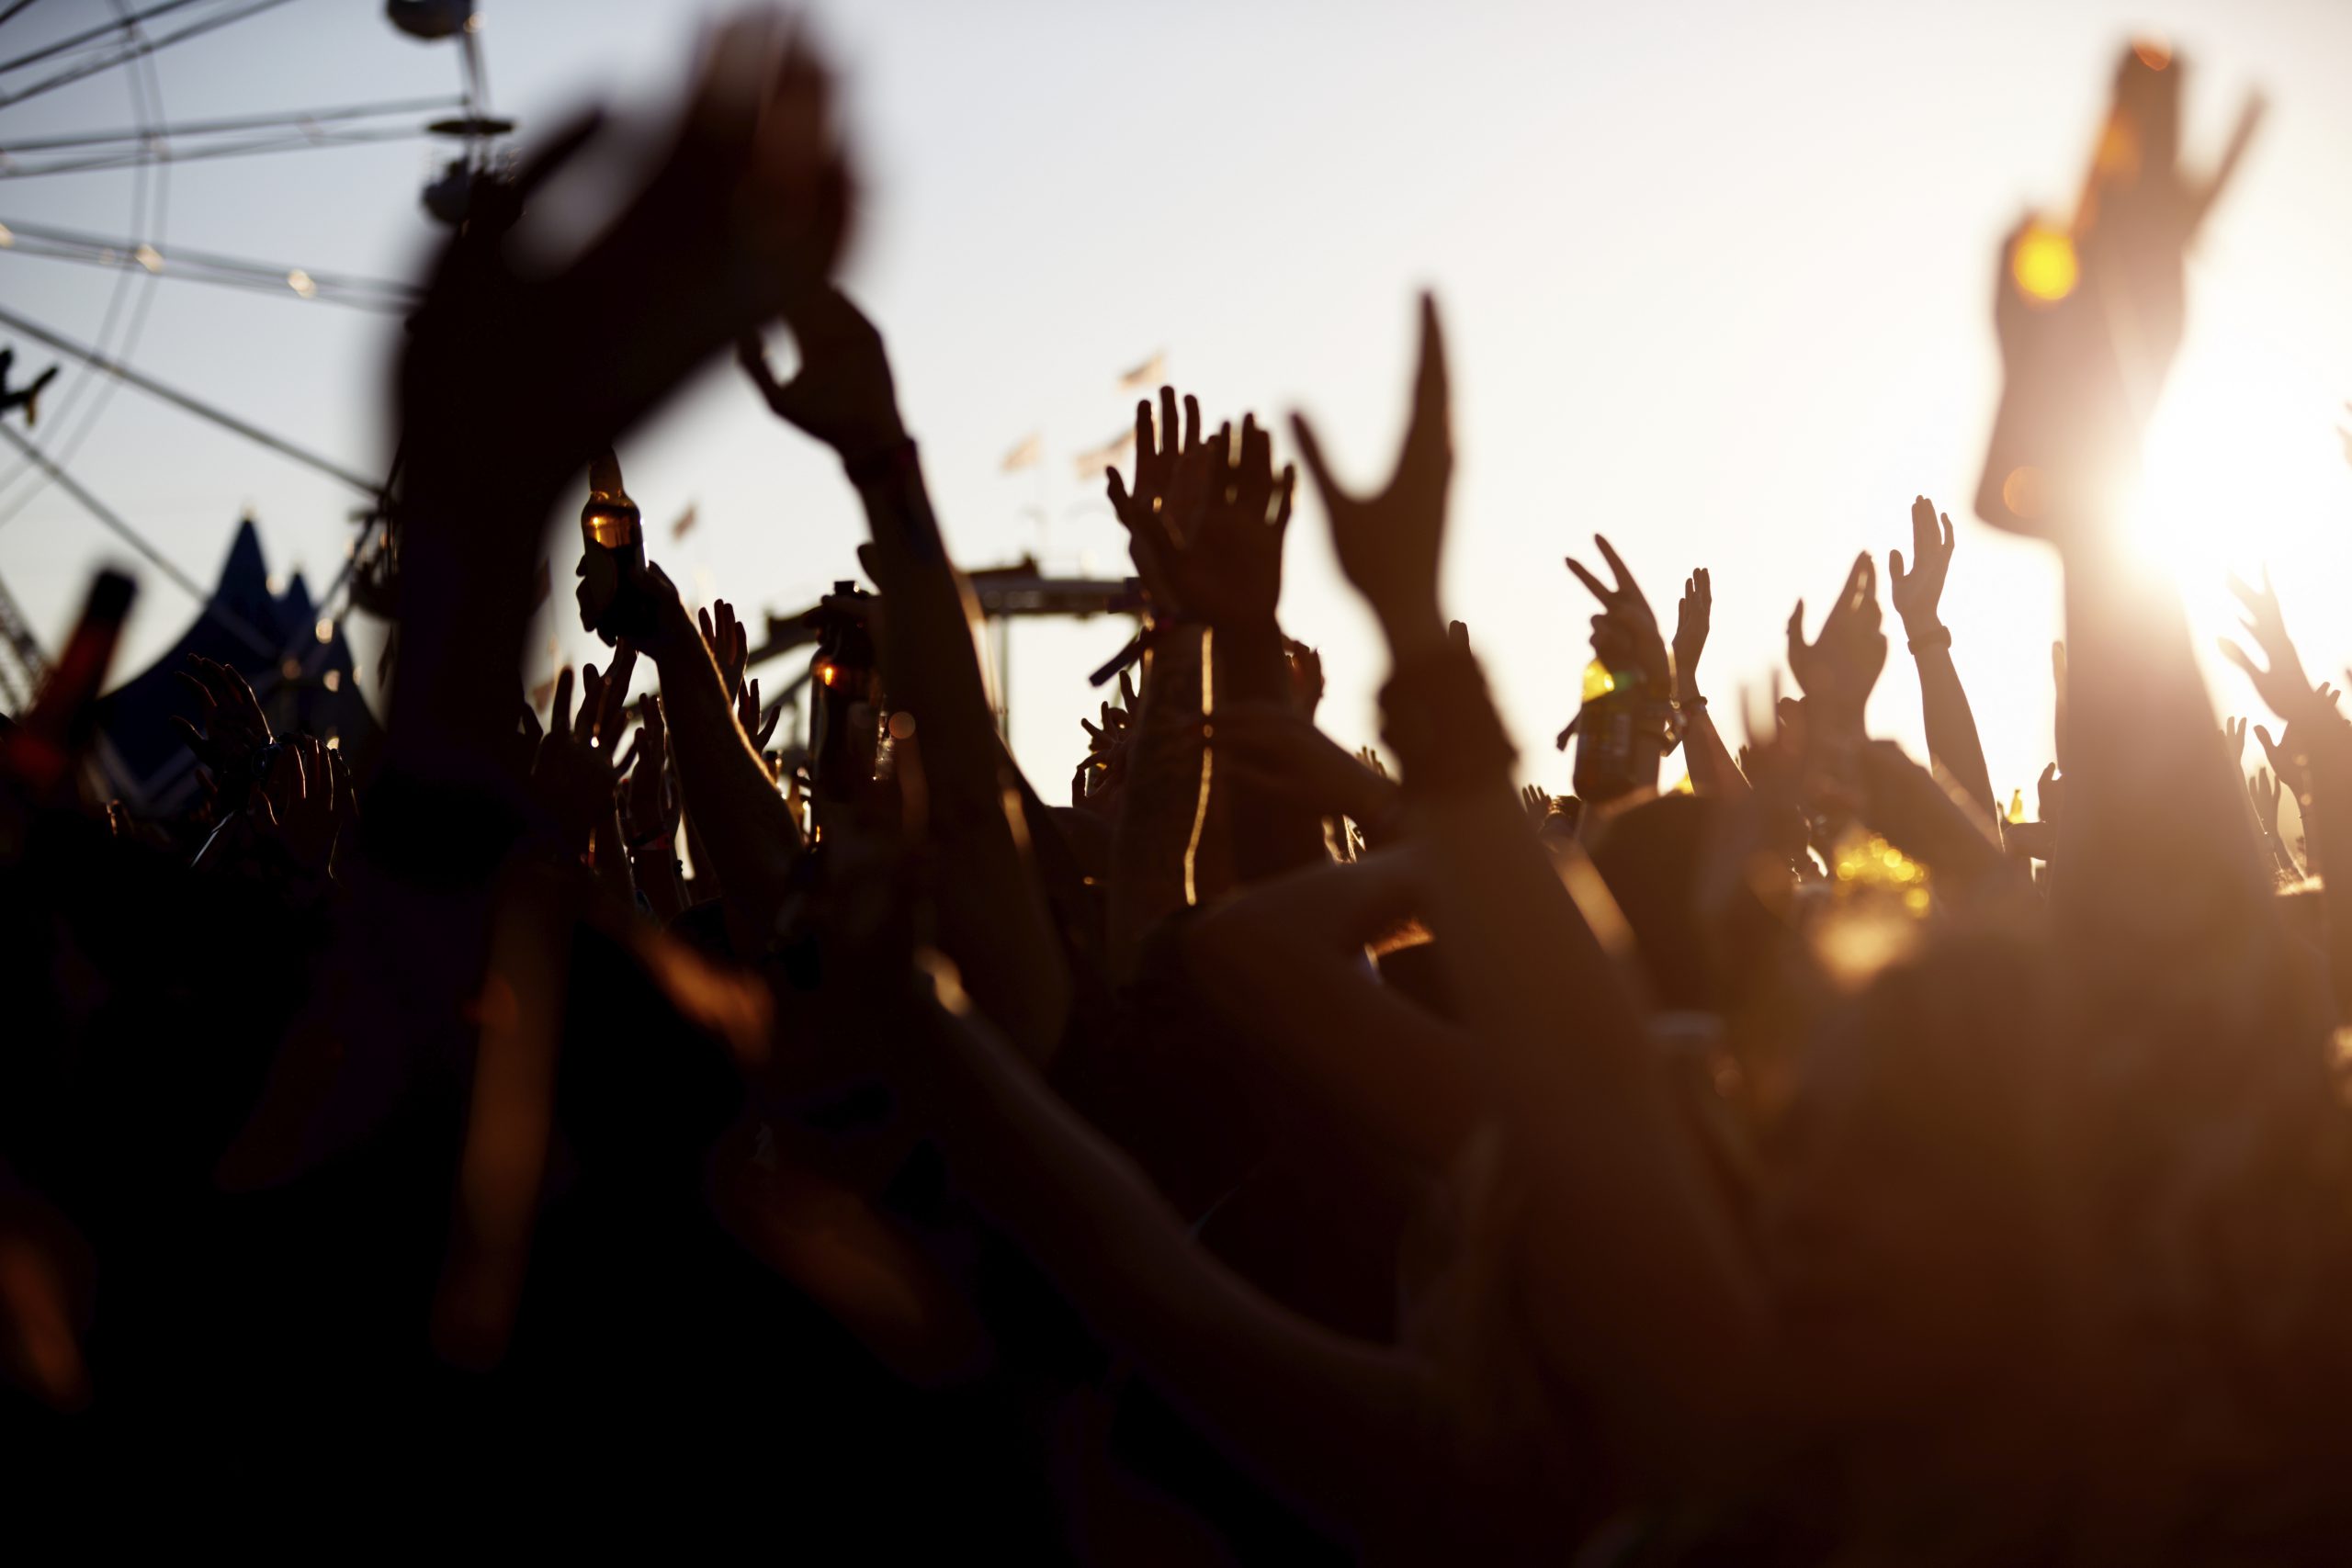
[1116,353,1166,391]
[1074,426,1136,479]
[1001,433,1044,472]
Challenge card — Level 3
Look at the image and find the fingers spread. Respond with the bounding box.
[1565,557,1611,605]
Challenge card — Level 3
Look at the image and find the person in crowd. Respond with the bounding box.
[4,18,2345,1562]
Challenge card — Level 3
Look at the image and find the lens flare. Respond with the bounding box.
[2011,221,2079,304]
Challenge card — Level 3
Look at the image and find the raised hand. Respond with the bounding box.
[2219,567,2326,727]
[2222,716,2249,763]
[530,663,629,855]
[617,697,683,852]
[1291,294,1451,660]
[171,655,274,789]
[1105,387,1204,615]
[254,735,356,878]
[739,674,782,753]
[1137,412,1296,631]
[700,599,751,704]
[2253,724,2306,803]
[1073,669,1138,811]
[1672,569,1712,702]
[1565,535,1669,695]
[1976,49,2262,537]
[2038,761,2065,825]
[738,284,906,466]
[2250,766,2283,837]
[1286,639,1325,719]
[1888,495,1954,635]
[1786,552,1886,733]
[402,16,853,492]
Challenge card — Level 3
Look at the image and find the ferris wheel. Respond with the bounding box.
[0,0,515,718]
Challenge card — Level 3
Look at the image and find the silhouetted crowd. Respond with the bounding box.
[6,24,2350,1562]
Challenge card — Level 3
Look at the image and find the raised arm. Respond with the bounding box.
[1102,391,1218,973]
[889,958,1473,1550]
[1564,536,1670,804]
[2222,581,2352,1017]
[1181,845,1482,1169]
[1152,413,1329,886]
[1889,495,1998,825]
[1293,295,1768,1481]
[1670,568,1748,797]
[741,287,1069,1060]
[636,568,802,937]
[1973,51,2277,975]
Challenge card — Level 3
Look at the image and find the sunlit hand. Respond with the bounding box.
[1566,534,1669,695]
[1977,49,2261,538]
[2219,566,2326,727]
[1786,552,1886,733]
[1290,293,1451,660]
[1888,495,1954,636]
[1105,387,1205,616]
[1671,568,1711,703]
[1072,671,1136,815]
[700,598,751,704]
[739,674,782,754]
[1146,412,1296,631]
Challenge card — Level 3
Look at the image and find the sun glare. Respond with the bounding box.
[2130,315,2352,682]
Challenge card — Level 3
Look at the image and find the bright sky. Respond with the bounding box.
[6,0,2352,812]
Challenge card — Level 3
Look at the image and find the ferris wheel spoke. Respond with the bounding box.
[0,216,416,310]
[0,0,202,75]
[0,92,464,155]
[0,300,379,494]
[0,417,275,657]
[0,0,299,112]
[0,2,47,37]
[2,122,440,179]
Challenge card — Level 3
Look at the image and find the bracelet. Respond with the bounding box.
[1677,695,1708,712]
[843,436,921,490]
[1906,624,1952,652]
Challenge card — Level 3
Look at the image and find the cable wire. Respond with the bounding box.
[0,418,274,655]
[0,300,379,493]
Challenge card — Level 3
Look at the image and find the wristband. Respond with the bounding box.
[1906,624,1952,653]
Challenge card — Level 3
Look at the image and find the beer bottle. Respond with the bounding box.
[576,448,647,645]
[1572,657,1648,804]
